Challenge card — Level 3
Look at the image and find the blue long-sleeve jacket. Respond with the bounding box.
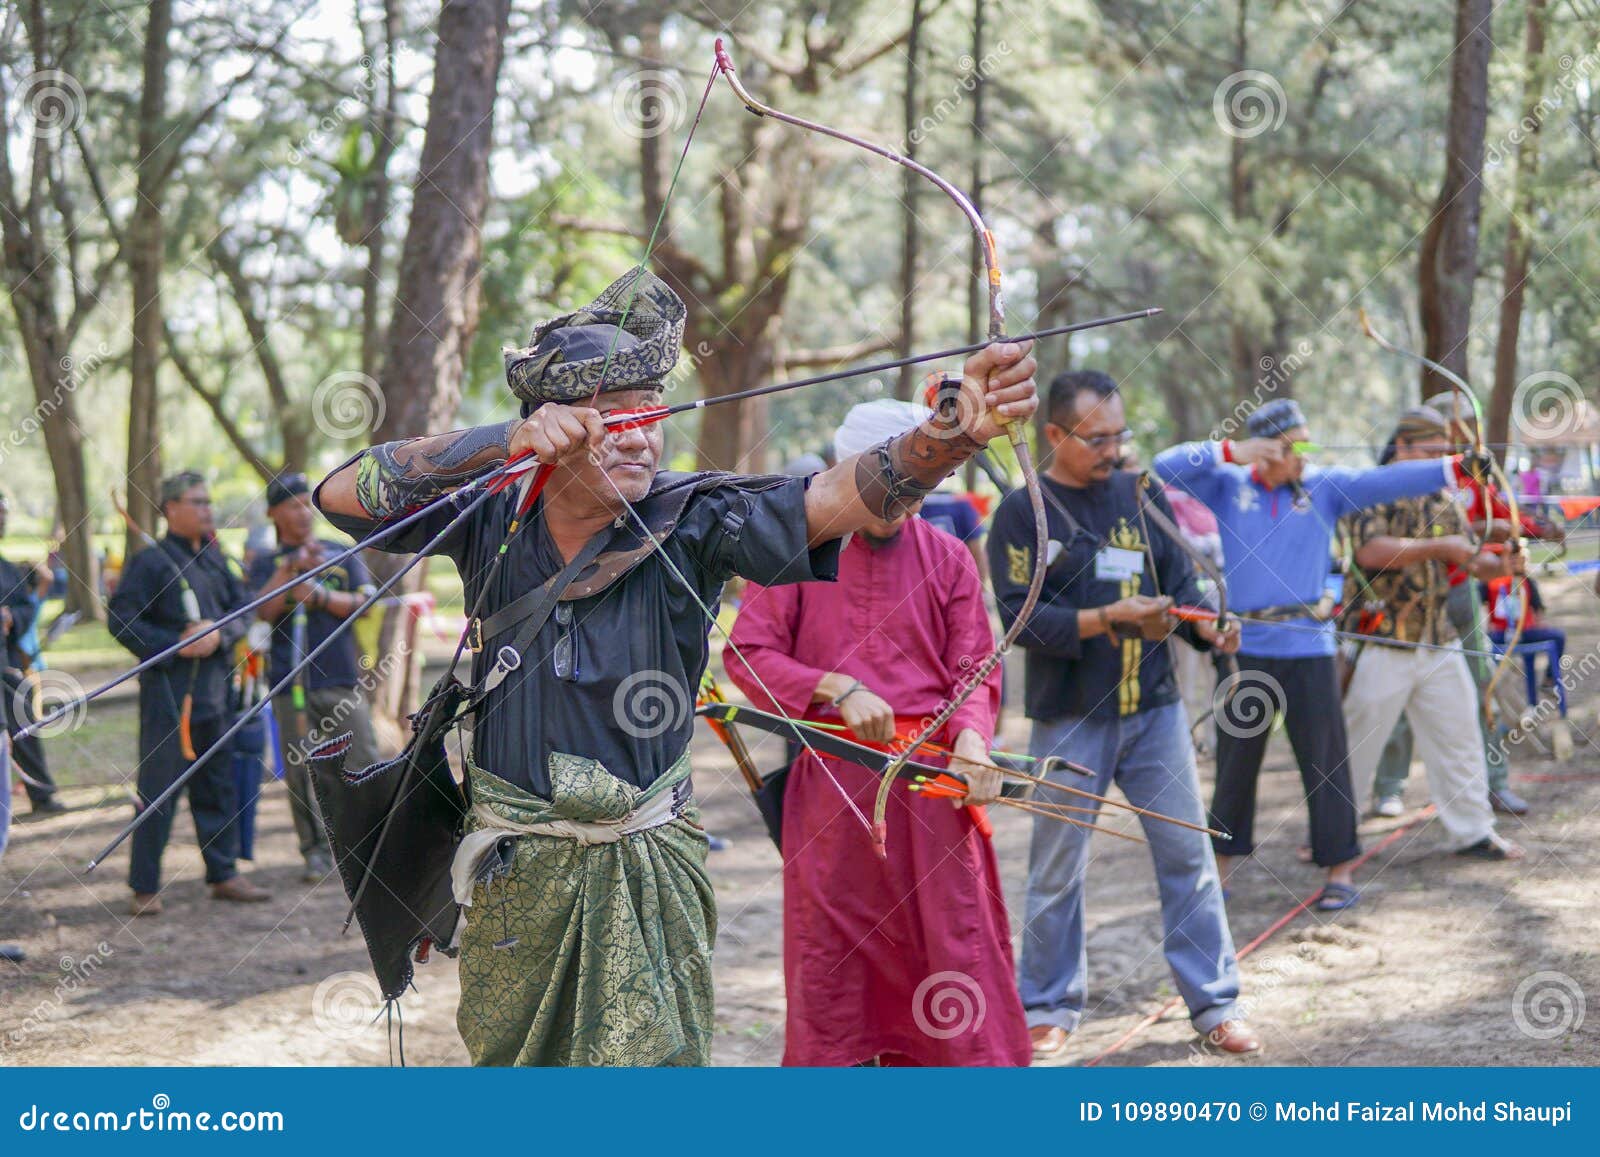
[1153,441,1455,657]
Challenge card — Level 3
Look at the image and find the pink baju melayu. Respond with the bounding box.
[727,517,1030,1067]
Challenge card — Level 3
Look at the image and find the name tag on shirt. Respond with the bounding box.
[1094,546,1145,582]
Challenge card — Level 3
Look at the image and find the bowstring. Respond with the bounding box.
[593,468,875,834]
[541,54,877,837]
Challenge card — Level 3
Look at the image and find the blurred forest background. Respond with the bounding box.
[2,0,1597,704]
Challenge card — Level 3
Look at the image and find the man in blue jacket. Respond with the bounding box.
[1154,399,1479,911]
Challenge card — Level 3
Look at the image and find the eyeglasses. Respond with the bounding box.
[1062,427,1135,452]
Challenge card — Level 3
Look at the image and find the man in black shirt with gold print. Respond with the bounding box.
[989,370,1257,1062]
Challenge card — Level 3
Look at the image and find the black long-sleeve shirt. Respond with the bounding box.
[987,470,1210,722]
[320,471,840,797]
[0,554,38,672]
[109,535,249,723]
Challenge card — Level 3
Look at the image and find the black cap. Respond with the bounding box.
[266,472,310,509]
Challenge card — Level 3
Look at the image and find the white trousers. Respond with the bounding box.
[1343,641,1497,850]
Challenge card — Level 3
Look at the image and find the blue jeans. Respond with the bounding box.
[1019,702,1241,1034]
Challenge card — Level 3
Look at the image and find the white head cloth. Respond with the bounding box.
[833,398,932,461]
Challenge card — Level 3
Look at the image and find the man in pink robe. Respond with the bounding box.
[726,401,1031,1067]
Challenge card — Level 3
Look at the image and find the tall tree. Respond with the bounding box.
[125,0,173,554]
[368,0,513,728]
[1490,0,1548,457]
[0,2,109,618]
[895,0,925,400]
[1418,0,1494,396]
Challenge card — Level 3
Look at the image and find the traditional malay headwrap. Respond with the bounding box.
[502,266,686,412]
[833,399,932,461]
[1245,397,1308,440]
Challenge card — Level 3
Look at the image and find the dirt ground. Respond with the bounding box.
[4,574,1598,1068]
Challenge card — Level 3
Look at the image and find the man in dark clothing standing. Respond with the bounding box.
[249,472,379,883]
[988,370,1256,1062]
[108,471,269,916]
[0,489,64,816]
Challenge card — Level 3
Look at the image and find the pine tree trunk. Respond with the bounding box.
[1490,0,1547,457]
[125,0,172,560]
[367,0,513,738]
[1419,0,1494,397]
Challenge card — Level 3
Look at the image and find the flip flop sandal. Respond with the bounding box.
[1315,882,1360,911]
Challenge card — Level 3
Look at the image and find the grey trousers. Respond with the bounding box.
[272,685,380,861]
[1371,581,1507,799]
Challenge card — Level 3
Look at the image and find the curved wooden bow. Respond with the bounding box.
[710,39,1055,858]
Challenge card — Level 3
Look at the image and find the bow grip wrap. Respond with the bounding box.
[309,675,470,1001]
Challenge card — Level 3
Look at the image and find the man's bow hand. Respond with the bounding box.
[950,728,1002,806]
[959,340,1038,445]
[1195,615,1242,654]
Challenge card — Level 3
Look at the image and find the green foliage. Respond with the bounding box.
[6,0,1600,515]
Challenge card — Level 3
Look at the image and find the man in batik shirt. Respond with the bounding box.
[1339,407,1524,863]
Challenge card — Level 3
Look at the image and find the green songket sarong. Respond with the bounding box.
[455,750,716,1067]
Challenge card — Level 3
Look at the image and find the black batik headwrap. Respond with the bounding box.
[503,266,686,407]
